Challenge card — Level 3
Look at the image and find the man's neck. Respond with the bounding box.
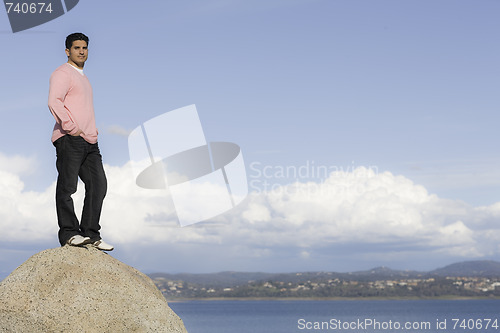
[67,60,84,70]
[66,62,85,76]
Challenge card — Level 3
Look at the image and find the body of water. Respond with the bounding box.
[169,299,500,333]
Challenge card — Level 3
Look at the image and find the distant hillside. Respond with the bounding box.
[149,271,277,288]
[150,260,500,286]
[346,266,425,281]
[430,260,500,277]
[150,260,500,300]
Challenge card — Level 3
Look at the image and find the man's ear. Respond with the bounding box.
[65,48,70,57]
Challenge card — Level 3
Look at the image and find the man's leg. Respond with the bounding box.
[79,141,107,242]
[54,135,85,246]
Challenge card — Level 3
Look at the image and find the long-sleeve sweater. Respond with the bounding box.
[48,63,98,144]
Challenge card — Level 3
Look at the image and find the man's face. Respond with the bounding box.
[65,40,88,68]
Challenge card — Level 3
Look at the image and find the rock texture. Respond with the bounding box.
[0,245,188,333]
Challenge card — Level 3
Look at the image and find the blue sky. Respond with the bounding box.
[1,0,500,280]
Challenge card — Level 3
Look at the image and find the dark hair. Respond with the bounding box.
[65,32,89,50]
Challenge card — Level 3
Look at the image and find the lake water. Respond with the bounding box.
[169,299,500,333]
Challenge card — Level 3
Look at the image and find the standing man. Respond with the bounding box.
[48,32,113,251]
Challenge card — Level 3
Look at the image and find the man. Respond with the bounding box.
[48,32,113,251]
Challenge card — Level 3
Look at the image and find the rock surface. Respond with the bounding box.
[0,245,188,332]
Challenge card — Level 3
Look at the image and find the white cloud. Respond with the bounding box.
[2,155,500,272]
[0,152,36,175]
[107,125,132,137]
[0,169,56,242]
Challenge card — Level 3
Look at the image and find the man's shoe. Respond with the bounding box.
[92,240,114,251]
[67,235,92,246]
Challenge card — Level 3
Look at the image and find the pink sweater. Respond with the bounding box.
[48,63,98,144]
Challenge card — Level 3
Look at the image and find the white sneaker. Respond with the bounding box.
[92,240,114,251]
[67,235,92,246]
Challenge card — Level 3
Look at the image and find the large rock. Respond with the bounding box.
[0,245,188,332]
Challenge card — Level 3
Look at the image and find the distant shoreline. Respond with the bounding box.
[166,296,500,302]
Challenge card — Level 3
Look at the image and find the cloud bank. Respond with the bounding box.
[1,153,499,273]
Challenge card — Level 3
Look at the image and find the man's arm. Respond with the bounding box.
[48,70,81,136]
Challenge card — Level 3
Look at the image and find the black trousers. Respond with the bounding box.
[54,135,107,246]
